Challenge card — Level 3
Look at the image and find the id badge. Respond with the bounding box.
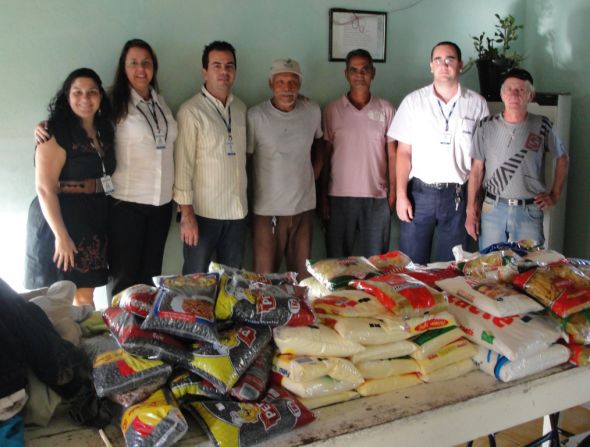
[440,131,452,145]
[155,130,166,150]
[101,175,115,196]
[226,135,236,156]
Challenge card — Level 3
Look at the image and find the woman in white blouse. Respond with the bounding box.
[107,39,177,294]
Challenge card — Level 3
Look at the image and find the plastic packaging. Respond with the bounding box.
[272,355,363,384]
[272,373,361,398]
[350,340,417,363]
[419,358,475,382]
[356,373,421,397]
[215,274,315,326]
[121,388,188,447]
[92,348,172,406]
[313,289,387,317]
[299,390,359,410]
[368,251,413,273]
[168,371,223,404]
[414,338,477,375]
[512,263,590,317]
[230,342,275,402]
[141,273,220,344]
[306,257,381,290]
[208,261,298,285]
[273,324,365,357]
[103,307,189,364]
[472,344,570,382]
[356,357,420,379]
[351,273,447,317]
[436,276,543,317]
[320,314,413,345]
[298,276,331,300]
[411,326,464,360]
[182,324,272,394]
[447,295,562,361]
[185,385,314,447]
[114,284,158,318]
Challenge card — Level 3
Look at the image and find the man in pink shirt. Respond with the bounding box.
[321,49,396,257]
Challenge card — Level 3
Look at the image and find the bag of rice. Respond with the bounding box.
[356,373,421,397]
[419,358,475,382]
[350,340,417,363]
[273,324,365,357]
[320,314,413,345]
[414,338,477,375]
[306,257,381,291]
[121,388,188,447]
[472,344,570,382]
[411,326,465,360]
[436,276,543,317]
[351,273,447,317]
[272,355,363,384]
[400,265,460,289]
[313,289,387,317]
[447,295,563,361]
[272,373,361,398]
[299,391,359,410]
[298,276,331,300]
[356,357,420,379]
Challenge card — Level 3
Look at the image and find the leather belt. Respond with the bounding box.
[486,192,535,206]
[59,178,104,194]
[413,177,462,190]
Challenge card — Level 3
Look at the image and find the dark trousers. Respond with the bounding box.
[182,215,247,274]
[108,199,173,295]
[327,196,391,258]
[399,179,468,265]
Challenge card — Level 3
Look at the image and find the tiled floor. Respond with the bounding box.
[457,405,590,446]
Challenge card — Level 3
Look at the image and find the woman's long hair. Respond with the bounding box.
[110,39,159,124]
[47,67,114,149]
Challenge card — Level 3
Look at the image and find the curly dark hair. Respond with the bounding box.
[110,38,159,123]
[47,68,114,150]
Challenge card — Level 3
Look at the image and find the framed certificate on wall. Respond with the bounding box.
[329,8,387,62]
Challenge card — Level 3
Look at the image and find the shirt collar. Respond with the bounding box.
[130,87,157,107]
[341,93,373,108]
[429,83,464,104]
[201,85,233,110]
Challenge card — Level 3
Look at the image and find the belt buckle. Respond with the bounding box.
[433,183,444,190]
[507,198,519,206]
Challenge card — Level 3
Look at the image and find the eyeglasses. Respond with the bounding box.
[432,56,458,66]
[126,60,153,68]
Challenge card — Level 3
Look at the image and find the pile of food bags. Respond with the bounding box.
[79,244,589,446]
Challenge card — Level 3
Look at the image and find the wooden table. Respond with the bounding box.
[26,365,590,447]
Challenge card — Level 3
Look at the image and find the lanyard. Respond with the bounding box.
[136,99,169,142]
[89,132,108,176]
[202,92,232,137]
[437,100,457,132]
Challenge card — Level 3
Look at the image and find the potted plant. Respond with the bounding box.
[470,13,524,101]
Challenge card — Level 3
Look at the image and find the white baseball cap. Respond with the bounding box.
[269,58,302,79]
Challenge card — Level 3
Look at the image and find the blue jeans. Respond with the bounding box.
[399,179,468,265]
[479,197,544,250]
[327,197,391,258]
[182,215,247,274]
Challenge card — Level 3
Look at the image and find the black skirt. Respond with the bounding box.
[25,193,109,289]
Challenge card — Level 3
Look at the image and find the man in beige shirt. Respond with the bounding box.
[173,41,248,273]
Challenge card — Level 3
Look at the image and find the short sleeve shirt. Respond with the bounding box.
[247,99,322,215]
[471,113,566,198]
[387,84,489,184]
[323,95,395,198]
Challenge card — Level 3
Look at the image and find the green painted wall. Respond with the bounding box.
[2,0,587,292]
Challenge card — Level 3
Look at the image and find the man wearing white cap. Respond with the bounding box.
[247,58,323,279]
